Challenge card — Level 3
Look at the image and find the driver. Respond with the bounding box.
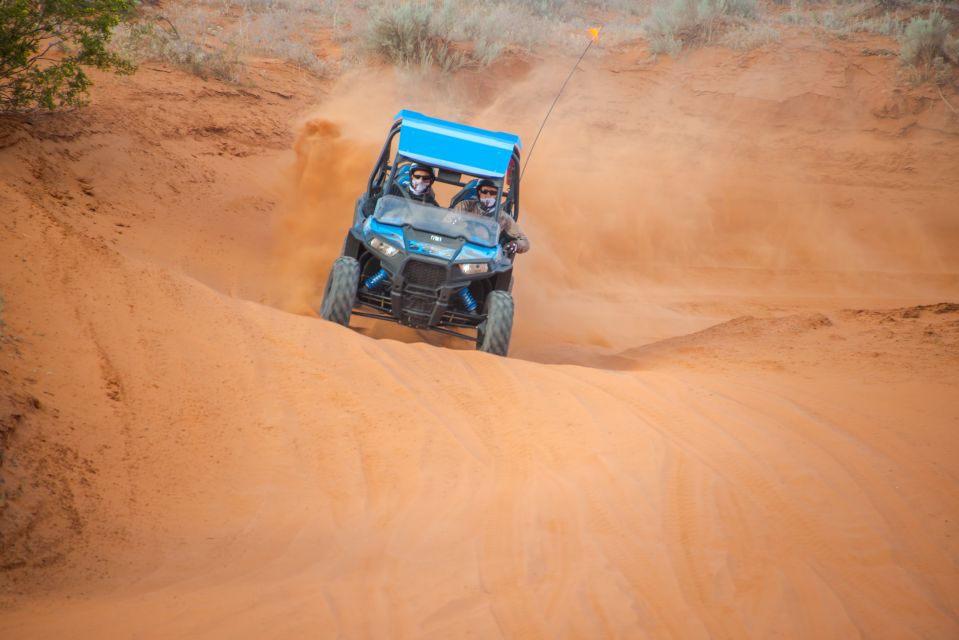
[453,179,529,256]
[390,162,439,206]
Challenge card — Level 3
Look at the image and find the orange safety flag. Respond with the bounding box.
[588,27,601,41]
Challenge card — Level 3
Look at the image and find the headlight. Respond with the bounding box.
[458,262,489,274]
[370,236,400,257]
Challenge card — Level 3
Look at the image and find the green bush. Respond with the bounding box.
[0,0,135,112]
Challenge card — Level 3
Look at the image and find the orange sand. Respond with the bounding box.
[1,29,957,639]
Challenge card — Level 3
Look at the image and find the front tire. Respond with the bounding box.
[476,290,513,356]
[319,256,360,327]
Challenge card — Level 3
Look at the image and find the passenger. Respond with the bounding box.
[390,162,439,207]
[453,179,529,256]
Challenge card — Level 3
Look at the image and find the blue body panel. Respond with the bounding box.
[408,239,456,260]
[395,110,522,179]
[364,217,499,263]
[366,217,404,249]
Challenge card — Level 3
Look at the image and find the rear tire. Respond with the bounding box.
[319,256,360,327]
[476,290,513,356]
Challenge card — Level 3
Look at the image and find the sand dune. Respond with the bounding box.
[2,29,958,639]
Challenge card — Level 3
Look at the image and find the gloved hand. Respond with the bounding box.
[504,241,518,257]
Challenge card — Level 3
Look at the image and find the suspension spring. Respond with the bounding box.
[364,267,389,290]
[457,287,477,313]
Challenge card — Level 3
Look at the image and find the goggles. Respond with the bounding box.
[478,188,498,196]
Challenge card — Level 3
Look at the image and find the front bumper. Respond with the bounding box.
[357,257,486,329]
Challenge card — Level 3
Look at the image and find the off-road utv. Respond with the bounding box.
[319,110,524,356]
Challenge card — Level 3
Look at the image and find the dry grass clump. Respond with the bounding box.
[109,0,658,81]
[855,12,905,36]
[899,9,958,84]
[781,2,907,38]
[644,0,760,55]
[236,10,330,75]
[111,11,245,82]
[476,0,645,20]
[362,3,465,71]
[219,0,335,12]
[359,0,599,71]
[720,21,782,49]
[103,0,959,88]
[777,3,958,85]
[112,2,331,82]
[780,0,928,39]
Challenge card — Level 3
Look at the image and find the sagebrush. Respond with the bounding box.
[111,3,331,83]
[644,0,759,55]
[111,13,244,83]
[360,1,543,71]
[899,9,958,84]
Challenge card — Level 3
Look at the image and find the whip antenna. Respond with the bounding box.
[521,27,602,179]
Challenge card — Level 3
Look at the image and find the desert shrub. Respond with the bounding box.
[120,0,639,80]
[363,3,452,68]
[361,1,525,71]
[781,3,862,38]
[0,0,135,112]
[236,10,330,75]
[464,2,578,53]
[473,38,505,66]
[223,0,334,12]
[452,3,553,56]
[165,40,244,83]
[719,0,757,19]
[111,10,245,82]
[361,0,647,70]
[778,6,957,85]
[508,0,645,19]
[780,0,809,26]
[817,9,849,34]
[258,39,329,75]
[720,22,781,49]
[644,0,759,55]
[645,0,692,54]
[856,13,904,36]
[900,10,957,65]
[780,2,909,39]
[112,2,332,82]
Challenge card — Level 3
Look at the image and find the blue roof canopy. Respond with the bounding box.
[394,110,522,179]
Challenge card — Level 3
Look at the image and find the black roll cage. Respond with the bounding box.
[365,119,523,222]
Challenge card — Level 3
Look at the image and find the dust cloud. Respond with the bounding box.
[273,57,957,355]
[273,118,376,315]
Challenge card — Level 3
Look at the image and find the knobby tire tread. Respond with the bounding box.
[321,256,359,327]
[478,290,513,356]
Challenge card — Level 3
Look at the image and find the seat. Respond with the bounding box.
[448,179,480,209]
[392,163,412,191]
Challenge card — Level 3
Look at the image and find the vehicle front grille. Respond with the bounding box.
[403,260,447,289]
[400,260,446,328]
